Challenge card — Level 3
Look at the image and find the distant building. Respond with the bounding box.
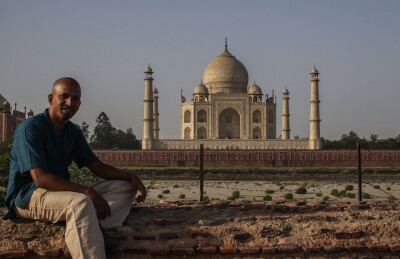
[142,40,321,150]
[0,93,34,142]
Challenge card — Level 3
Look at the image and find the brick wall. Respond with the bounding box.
[93,149,400,167]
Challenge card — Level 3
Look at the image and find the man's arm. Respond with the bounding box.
[87,160,146,203]
[30,168,111,219]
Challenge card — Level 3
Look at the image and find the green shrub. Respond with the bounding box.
[387,187,391,191]
[227,196,235,200]
[158,194,163,198]
[346,193,356,198]
[232,191,240,199]
[330,189,339,196]
[388,195,396,203]
[211,197,219,201]
[179,194,185,199]
[265,189,274,194]
[173,184,179,188]
[345,185,354,191]
[263,195,272,201]
[339,190,347,197]
[243,200,252,203]
[362,193,371,199]
[295,187,307,194]
[316,192,322,197]
[284,193,293,200]
[279,186,284,190]
[323,196,329,201]
[162,189,170,194]
[217,182,222,185]
[374,185,380,189]
[203,196,210,202]
[69,163,101,184]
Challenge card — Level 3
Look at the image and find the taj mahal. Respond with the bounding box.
[142,40,322,150]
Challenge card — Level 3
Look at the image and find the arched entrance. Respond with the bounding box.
[253,127,262,139]
[219,108,240,139]
[197,127,207,139]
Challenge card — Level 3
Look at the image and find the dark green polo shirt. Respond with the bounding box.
[4,109,98,219]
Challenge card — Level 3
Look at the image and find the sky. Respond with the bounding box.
[1,0,400,140]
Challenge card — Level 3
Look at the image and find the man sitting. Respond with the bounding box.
[4,77,146,259]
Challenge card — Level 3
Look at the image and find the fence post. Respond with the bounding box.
[200,144,204,201]
[357,143,362,201]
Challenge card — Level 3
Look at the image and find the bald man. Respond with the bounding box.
[4,77,146,259]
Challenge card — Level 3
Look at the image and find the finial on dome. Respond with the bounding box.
[225,37,228,51]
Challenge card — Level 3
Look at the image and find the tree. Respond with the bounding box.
[89,112,116,149]
[114,127,141,149]
[80,121,90,142]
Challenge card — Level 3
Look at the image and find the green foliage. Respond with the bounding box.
[179,194,185,199]
[322,131,400,149]
[263,195,272,201]
[339,190,347,197]
[386,187,391,191]
[362,193,371,199]
[232,191,240,199]
[89,112,140,149]
[279,186,284,190]
[374,185,380,189]
[158,194,163,198]
[323,196,329,201]
[69,163,101,184]
[316,192,322,197]
[162,189,170,194]
[388,195,396,203]
[265,189,274,194]
[227,196,235,200]
[90,112,116,149]
[330,189,339,196]
[146,172,156,194]
[0,142,12,178]
[295,187,307,194]
[77,121,90,142]
[284,193,293,200]
[345,185,354,191]
[173,184,179,188]
[346,193,356,198]
[202,196,209,202]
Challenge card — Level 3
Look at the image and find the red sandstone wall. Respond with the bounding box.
[93,149,400,167]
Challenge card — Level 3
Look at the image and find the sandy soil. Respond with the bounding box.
[143,179,400,203]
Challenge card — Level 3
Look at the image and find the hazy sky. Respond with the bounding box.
[1,1,399,140]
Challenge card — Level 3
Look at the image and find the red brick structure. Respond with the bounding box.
[0,95,33,142]
[94,149,400,167]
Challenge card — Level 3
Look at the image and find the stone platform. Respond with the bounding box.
[2,201,400,258]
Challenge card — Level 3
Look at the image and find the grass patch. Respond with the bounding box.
[295,187,307,194]
[263,195,272,201]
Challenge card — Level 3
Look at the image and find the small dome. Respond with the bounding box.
[248,83,262,95]
[283,88,289,95]
[153,88,158,94]
[2,100,10,107]
[311,66,319,74]
[194,83,208,95]
[145,66,153,73]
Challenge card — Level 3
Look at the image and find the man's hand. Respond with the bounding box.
[131,174,146,203]
[85,187,111,219]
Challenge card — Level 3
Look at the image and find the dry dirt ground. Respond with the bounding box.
[144,180,400,203]
[2,181,400,258]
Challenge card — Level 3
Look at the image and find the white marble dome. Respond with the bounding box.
[194,83,208,95]
[248,83,262,95]
[203,47,248,94]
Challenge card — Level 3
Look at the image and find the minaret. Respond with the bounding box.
[281,88,290,139]
[142,66,154,149]
[309,66,321,149]
[2,101,11,142]
[153,87,159,140]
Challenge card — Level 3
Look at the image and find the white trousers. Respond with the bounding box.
[15,180,135,259]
